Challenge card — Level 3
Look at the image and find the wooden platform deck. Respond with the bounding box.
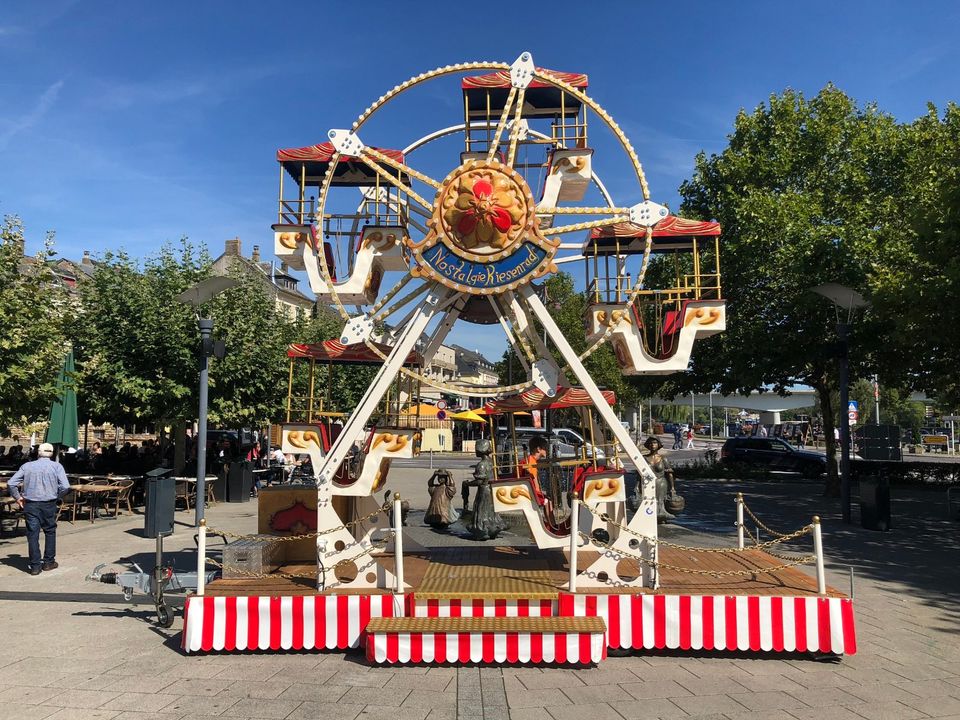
[203,545,846,599]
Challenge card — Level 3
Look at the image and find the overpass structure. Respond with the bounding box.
[649,388,817,427]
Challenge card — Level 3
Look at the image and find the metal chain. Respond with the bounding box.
[580,531,815,578]
[202,501,391,543]
[740,499,793,539]
[582,502,812,552]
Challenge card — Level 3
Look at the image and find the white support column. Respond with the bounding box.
[812,515,826,595]
[736,493,745,550]
[420,299,464,367]
[393,493,405,593]
[489,296,530,373]
[568,496,579,592]
[196,519,207,596]
[315,285,449,486]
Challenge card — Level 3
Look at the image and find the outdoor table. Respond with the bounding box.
[69,483,116,523]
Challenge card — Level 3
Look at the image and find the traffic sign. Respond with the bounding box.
[436,410,447,421]
[436,400,447,411]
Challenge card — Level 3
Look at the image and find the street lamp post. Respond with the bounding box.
[811,283,870,525]
[176,276,237,527]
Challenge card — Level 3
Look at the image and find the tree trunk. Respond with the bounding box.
[813,378,839,497]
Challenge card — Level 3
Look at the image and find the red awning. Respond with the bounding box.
[484,387,616,414]
[589,215,722,240]
[276,142,405,165]
[461,69,588,90]
[287,341,421,366]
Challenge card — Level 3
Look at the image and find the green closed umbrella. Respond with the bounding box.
[45,349,79,450]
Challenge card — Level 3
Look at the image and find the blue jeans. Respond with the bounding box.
[24,500,58,569]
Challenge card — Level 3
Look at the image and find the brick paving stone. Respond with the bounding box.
[43,710,120,720]
[507,688,572,709]
[607,698,688,718]
[286,701,364,720]
[544,702,625,720]
[156,694,237,716]
[276,683,351,703]
[110,713,187,720]
[732,673,809,694]
[901,695,960,717]
[215,680,293,700]
[0,703,57,720]
[424,710,455,720]
[325,670,392,688]
[99,675,179,694]
[341,686,411,706]
[0,686,65,706]
[846,700,930,719]
[355,706,430,720]
[782,670,859,689]
[671,692,748,715]
[400,690,457,709]
[508,710,549,720]
[675,676,744,696]
[229,698,304,719]
[560,683,635,705]
[483,708,510,720]
[159,677,234,697]
[722,711,800,720]
[619,679,692,699]
[514,669,585,690]
[784,686,863,707]
[573,668,645,686]
[787,708,866,720]
[726,690,809,711]
[895,678,960,697]
[44,689,123,709]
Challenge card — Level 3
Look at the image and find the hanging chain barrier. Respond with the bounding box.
[579,531,817,578]
[581,502,813,554]
[739,497,795,539]
[201,500,392,544]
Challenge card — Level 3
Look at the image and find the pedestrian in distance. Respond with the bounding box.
[685,427,695,450]
[7,442,70,575]
[672,426,683,450]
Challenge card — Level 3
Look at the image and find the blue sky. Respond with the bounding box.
[2,0,959,359]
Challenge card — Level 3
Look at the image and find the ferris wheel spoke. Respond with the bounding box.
[373,279,432,322]
[547,215,630,236]
[505,86,527,168]
[539,206,631,215]
[362,146,443,191]
[357,155,434,211]
[486,85,518,162]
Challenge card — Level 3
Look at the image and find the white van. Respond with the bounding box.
[509,427,606,462]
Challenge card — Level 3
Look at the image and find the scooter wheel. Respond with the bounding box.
[156,603,175,628]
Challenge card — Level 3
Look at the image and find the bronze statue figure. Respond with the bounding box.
[466,438,505,540]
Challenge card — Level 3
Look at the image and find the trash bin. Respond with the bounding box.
[226,460,253,503]
[144,476,175,538]
[860,473,891,531]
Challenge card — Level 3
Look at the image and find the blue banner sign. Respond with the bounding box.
[418,241,549,293]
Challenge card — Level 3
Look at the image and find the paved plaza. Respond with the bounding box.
[1,467,959,720]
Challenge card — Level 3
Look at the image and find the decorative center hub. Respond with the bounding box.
[435,161,530,258]
[407,159,558,295]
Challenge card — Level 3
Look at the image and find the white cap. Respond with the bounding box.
[38,443,55,457]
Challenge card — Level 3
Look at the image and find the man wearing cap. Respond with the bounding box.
[8,442,70,575]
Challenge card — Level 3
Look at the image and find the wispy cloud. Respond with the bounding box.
[0,79,64,149]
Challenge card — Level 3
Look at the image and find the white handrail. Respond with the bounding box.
[812,516,826,595]
[568,496,579,592]
[393,493,405,593]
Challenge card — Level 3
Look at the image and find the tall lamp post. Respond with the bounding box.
[177,276,237,526]
[811,283,870,524]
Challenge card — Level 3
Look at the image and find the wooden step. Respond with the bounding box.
[365,616,607,665]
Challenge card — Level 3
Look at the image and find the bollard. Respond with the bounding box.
[812,516,826,595]
[736,493,745,550]
[393,493,405,593]
[196,519,207,596]
[568,496,579,592]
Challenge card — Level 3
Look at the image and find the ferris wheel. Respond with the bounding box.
[271,53,725,591]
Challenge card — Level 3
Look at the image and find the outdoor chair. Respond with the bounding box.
[174,480,193,511]
[56,489,81,524]
[104,479,135,517]
[1,497,23,535]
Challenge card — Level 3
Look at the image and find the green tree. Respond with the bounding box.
[0,216,71,432]
[675,86,907,495]
[870,104,960,409]
[73,240,208,426]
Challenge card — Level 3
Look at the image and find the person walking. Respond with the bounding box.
[672,426,683,450]
[685,427,695,450]
[7,442,70,575]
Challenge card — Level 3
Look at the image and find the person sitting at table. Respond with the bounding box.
[7,443,70,575]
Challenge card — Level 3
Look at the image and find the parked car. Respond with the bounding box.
[495,426,605,462]
[720,437,827,477]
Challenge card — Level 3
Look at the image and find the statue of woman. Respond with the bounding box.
[424,469,458,528]
[467,438,505,540]
[643,436,677,522]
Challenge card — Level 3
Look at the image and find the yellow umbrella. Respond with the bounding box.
[450,409,486,423]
